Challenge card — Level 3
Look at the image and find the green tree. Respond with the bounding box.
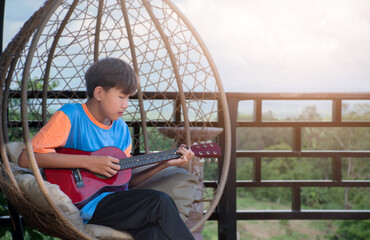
[331,220,370,240]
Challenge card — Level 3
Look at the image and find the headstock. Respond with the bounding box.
[190,142,222,158]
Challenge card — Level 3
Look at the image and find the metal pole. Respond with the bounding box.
[0,0,5,52]
[218,97,237,240]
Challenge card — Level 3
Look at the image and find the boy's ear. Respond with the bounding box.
[94,86,104,101]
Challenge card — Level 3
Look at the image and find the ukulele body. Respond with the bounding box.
[44,147,131,208]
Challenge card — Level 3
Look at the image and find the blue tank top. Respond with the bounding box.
[59,103,132,223]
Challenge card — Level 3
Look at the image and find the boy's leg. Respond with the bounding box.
[88,189,194,240]
[129,224,169,240]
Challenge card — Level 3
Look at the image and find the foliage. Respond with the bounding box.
[8,77,59,142]
[234,104,370,210]
[0,228,60,240]
[231,103,370,239]
[331,220,370,240]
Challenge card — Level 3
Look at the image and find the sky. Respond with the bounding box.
[3,0,370,93]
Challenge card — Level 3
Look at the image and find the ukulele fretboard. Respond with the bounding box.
[118,149,181,170]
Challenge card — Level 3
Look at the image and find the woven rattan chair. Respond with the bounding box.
[0,0,231,239]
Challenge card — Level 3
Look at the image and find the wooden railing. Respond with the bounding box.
[3,91,370,240]
[212,92,370,239]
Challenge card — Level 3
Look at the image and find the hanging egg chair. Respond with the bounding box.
[0,0,231,239]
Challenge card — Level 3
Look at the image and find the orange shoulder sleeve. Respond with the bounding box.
[124,143,132,158]
[31,111,71,153]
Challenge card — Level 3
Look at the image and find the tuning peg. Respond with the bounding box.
[206,158,212,163]
[214,158,218,163]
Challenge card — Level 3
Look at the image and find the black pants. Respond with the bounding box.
[88,189,195,240]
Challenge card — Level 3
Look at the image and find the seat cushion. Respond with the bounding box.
[5,141,25,164]
[133,165,197,221]
[7,142,133,240]
[85,224,133,240]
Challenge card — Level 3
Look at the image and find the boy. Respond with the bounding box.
[18,58,195,240]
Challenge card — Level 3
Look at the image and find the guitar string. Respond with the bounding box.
[119,150,180,170]
[70,144,216,177]
[118,144,216,169]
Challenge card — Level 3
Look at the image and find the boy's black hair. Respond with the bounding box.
[85,58,137,98]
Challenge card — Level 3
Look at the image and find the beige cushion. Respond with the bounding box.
[133,165,197,221]
[5,141,25,164]
[85,224,133,240]
[6,142,133,240]
[12,168,85,230]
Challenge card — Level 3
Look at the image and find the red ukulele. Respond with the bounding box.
[44,143,221,208]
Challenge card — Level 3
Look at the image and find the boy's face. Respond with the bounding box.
[99,87,130,122]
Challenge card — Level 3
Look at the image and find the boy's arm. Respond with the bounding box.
[17,110,120,178]
[18,150,120,178]
[129,145,194,188]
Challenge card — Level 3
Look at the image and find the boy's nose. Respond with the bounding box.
[122,102,129,109]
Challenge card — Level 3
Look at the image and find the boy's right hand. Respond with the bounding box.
[84,155,120,178]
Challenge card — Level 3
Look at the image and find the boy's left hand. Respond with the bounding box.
[166,144,194,167]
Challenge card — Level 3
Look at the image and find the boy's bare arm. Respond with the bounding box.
[129,146,194,188]
[18,150,120,178]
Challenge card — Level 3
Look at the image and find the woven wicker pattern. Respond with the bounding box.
[0,0,231,238]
